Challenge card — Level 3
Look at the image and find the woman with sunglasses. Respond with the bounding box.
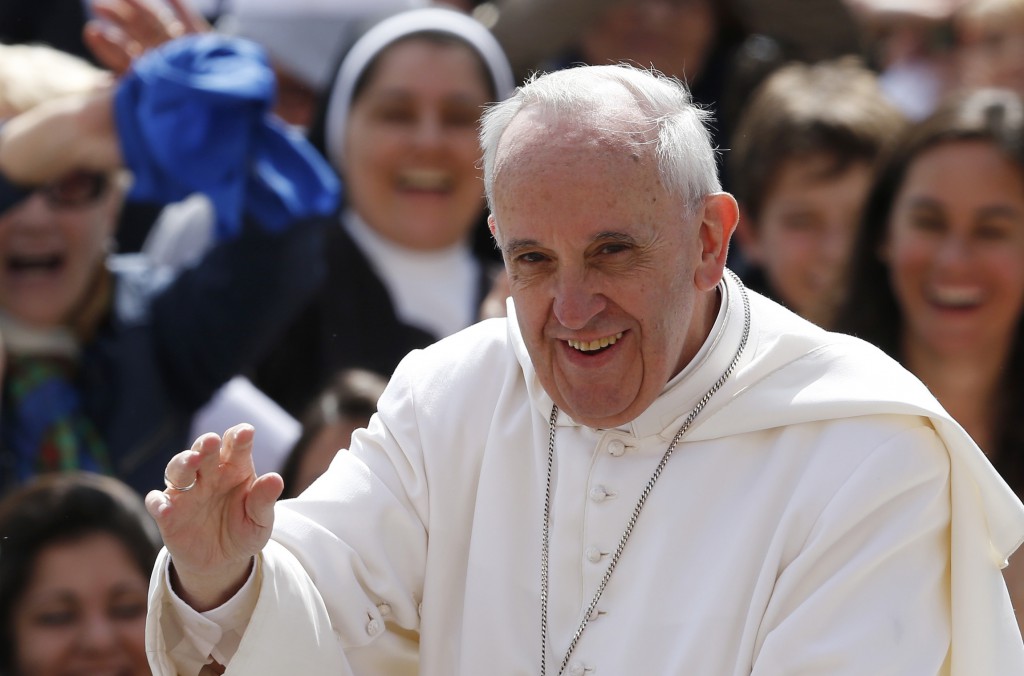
[0,37,338,497]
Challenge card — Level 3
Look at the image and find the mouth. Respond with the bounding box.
[926,285,983,310]
[566,331,624,354]
[7,252,64,274]
[397,169,453,193]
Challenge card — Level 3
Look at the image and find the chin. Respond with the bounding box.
[562,399,637,429]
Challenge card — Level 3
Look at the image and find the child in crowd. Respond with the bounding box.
[956,0,1024,97]
[729,58,906,327]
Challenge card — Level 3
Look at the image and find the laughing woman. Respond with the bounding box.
[254,6,515,416]
[835,86,1024,632]
[0,37,338,495]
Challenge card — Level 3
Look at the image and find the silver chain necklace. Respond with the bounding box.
[540,277,751,675]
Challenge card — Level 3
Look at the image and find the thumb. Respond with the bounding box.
[246,472,284,529]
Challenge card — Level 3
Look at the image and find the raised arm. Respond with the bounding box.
[84,0,209,75]
[146,424,281,610]
[0,84,119,185]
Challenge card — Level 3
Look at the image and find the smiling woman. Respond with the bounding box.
[835,86,1024,635]
[254,7,516,417]
[0,36,339,496]
[0,471,160,676]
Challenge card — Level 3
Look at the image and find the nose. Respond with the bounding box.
[411,114,444,149]
[819,220,854,268]
[553,275,607,331]
[935,233,972,269]
[77,614,120,654]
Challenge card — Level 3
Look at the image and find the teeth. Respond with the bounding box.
[930,286,982,307]
[399,169,451,191]
[567,332,623,352]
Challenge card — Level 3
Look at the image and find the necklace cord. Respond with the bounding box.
[540,275,751,675]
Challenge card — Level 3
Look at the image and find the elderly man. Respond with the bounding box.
[147,63,1024,675]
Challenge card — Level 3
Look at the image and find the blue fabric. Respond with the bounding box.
[114,34,339,239]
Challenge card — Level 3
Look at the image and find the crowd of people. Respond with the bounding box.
[0,0,1023,673]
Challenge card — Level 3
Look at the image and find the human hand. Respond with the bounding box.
[145,424,283,611]
[84,0,210,75]
[0,86,120,185]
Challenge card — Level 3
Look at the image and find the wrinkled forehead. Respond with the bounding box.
[493,104,657,189]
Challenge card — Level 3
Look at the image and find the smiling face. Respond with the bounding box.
[0,176,120,329]
[741,154,873,327]
[12,532,150,676]
[884,140,1024,359]
[341,37,492,251]
[490,107,733,428]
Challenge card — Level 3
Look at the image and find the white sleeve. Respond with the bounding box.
[146,357,430,676]
[147,541,359,676]
[751,425,953,675]
[146,550,261,675]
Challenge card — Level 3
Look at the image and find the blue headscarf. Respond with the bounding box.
[115,33,340,239]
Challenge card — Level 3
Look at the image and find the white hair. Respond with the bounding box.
[480,64,721,219]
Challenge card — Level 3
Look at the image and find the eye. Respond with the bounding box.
[975,222,1013,241]
[33,610,76,627]
[442,105,481,128]
[516,251,549,264]
[782,214,812,230]
[909,214,944,233]
[598,242,630,255]
[373,105,416,124]
[110,600,147,621]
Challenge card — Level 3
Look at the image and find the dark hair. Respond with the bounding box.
[730,57,906,222]
[279,369,389,498]
[0,472,161,671]
[835,87,1024,489]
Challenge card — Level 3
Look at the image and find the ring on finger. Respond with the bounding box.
[164,471,197,492]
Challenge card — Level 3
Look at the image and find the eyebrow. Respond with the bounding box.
[502,238,541,257]
[907,196,1024,219]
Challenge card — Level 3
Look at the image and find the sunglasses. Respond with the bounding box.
[32,171,110,209]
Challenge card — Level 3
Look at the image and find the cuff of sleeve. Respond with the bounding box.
[163,554,262,670]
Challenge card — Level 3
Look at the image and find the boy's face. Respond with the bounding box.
[958,11,1024,95]
[739,155,873,327]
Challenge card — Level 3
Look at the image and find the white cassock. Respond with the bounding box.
[146,272,1024,675]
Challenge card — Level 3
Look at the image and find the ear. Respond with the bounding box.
[733,204,763,265]
[694,192,739,292]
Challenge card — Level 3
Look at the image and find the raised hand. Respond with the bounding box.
[0,86,119,185]
[145,424,283,611]
[84,0,211,75]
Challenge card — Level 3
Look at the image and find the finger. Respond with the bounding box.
[102,0,172,49]
[162,434,216,491]
[221,423,256,468]
[91,0,133,31]
[166,0,212,33]
[159,446,199,494]
[193,431,225,480]
[83,22,133,75]
[247,473,284,528]
[145,488,173,521]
